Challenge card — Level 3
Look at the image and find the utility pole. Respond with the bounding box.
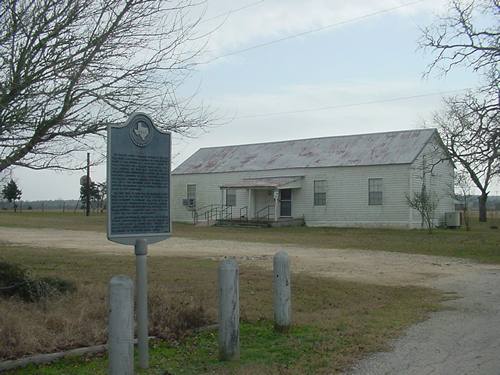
[86,152,90,217]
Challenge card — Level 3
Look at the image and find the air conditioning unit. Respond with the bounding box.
[182,198,196,207]
[445,212,460,228]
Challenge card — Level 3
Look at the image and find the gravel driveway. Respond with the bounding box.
[1,227,499,374]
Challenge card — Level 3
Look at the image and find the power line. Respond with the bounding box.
[233,88,470,119]
[204,0,424,63]
[201,0,266,24]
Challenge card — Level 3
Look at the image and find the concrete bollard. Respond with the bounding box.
[218,258,240,361]
[273,251,291,332]
[108,275,134,375]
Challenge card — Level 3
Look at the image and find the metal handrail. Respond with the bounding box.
[192,204,219,224]
[255,205,274,222]
[218,205,233,221]
[205,206,219,225]
[193,204,233,225]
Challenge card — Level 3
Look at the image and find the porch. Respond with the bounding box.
[218,176,304,226]
[192,176,305,226]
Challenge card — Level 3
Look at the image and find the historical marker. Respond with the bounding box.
[107,112,171,370]
[107,112,171,245]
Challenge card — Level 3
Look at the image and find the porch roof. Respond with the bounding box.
[220,176,303,189]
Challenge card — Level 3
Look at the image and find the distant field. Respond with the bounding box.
[1,246,442,374]
[0,211,499,263]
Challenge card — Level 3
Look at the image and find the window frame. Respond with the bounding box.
[313,180,327,206]
[368,178,383,205]
[226,189,236,206]
[186,184,196,200]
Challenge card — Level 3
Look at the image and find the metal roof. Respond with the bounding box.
[173,128,437,174]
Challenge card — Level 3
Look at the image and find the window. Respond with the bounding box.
[368,178,383,205]
[226,189,236,206]
[314,180,327,206]
[187,184,196,200]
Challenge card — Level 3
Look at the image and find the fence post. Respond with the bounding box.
[108,275,134,375]
[273,251,291,332]
[218,258,240,361]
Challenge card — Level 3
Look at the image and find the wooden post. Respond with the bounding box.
[273,251,291,332]
[218,258,240,361]
[108,275,134,375]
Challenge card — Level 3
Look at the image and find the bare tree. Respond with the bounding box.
[0,0,211,173]
[421,0,499,222]
[453,170,473,230]
[406,184,439,233]
[407,151,442,232]
[434,93,499,222]
[420,0,499,94]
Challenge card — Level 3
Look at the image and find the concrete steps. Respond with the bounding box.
[215,218,305,228]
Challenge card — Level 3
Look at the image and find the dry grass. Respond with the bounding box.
[0,244,442,374]
[0,247,213,360]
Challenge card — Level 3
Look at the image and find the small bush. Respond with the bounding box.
[0,262,27,295]
[0,261,76,302]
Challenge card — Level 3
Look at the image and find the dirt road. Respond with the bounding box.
[1,226,499,374]
[0,227,491,287]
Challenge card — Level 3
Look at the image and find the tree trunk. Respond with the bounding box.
[478,193,488,222]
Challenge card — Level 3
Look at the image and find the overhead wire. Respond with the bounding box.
[196,0,465,119]
[179,0,460,121]
[200,0,266,24]
[203,0,425,63]
[233,88,471,119]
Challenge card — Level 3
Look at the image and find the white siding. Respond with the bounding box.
[172,163,414,228]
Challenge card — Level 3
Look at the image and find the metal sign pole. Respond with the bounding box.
[107,113,171,372]
[135,238,149,369]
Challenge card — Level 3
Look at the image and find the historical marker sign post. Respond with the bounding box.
[107,113,171,369]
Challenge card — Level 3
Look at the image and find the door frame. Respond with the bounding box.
[279,189,292,217]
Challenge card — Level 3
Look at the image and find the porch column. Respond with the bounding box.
[274,189,278,222]
[220,188,224,206]
[248,189,252,219]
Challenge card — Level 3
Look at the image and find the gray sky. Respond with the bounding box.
[13,0,498,200]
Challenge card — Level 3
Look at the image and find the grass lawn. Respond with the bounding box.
[0,245,442,374]
[0,211,499,263]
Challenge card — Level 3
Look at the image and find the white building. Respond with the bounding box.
[172,129,455,228]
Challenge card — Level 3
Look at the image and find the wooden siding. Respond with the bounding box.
[172,164,414,227]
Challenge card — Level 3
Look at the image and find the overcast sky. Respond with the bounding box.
[15,0,496,200]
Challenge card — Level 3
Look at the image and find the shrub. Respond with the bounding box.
[0,261,76,302]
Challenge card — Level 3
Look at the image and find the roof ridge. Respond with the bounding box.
[196,128,436,151]
[173,128,440,174]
